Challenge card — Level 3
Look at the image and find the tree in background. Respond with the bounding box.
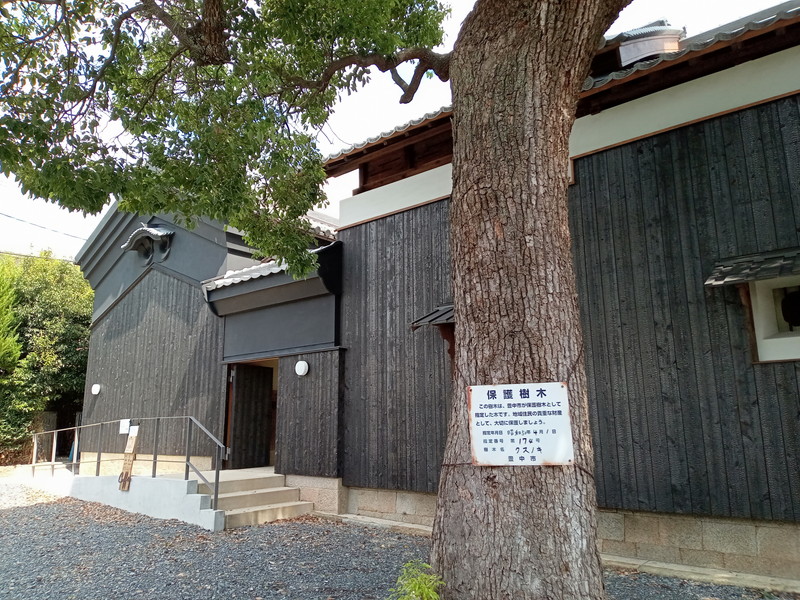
[0,253,93,452]
[1,1,630,597]
[0,259,23,453]
[0,260,21,376]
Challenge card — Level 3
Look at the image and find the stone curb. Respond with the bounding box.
[602,554,800,595]
[314,511,433,537]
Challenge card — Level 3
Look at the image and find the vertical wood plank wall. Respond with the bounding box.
[275,349,343,478]
[81,269,227,455]
[569,94,800,522]
[339,200,453,494]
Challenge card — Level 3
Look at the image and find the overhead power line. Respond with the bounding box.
[0,211,88,241]
[0,250,72,262]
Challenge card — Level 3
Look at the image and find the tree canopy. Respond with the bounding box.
[0,253,93,449]
[1,0,449,273]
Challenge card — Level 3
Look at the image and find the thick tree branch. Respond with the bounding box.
[389,67,408,93]
[294,48,451,104]
[141,0,229,66]
[140,0,198,55]
[195,0,229,64]
[396,61,431,104]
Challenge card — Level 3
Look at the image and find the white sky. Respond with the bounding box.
[0,0,786,261]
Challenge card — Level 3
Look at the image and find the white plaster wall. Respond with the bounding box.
[571,45,800,158]
[338,164,452,229]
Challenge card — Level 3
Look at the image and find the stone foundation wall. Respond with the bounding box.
[284,474,347,514]
[597,509,800,580]
[345,488,437,527]
[275,475,800,581]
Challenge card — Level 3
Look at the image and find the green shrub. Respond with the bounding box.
[0,253,92,450]
[387,560,445,600]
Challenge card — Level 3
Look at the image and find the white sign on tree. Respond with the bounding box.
[468,382,575,466]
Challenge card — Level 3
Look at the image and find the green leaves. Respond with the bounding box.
[0,0,447,276]
[388,561,445,600]
[0,253,93,449]
[0,261,21,376]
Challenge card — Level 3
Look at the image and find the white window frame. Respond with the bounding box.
[749,274,800,362]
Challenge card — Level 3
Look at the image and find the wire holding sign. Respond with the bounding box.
[467,383,574,466]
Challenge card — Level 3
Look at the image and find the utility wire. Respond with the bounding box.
[0,211,88,241]
[0,250,72,262]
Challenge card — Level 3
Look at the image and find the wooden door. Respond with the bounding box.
[225,364,273,469]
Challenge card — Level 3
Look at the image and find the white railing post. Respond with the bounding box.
[50,430,58,476]
[31,433,38,476]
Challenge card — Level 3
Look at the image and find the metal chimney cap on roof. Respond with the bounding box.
[618,24,685,67]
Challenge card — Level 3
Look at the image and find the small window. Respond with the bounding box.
[750,275,800,362]
[705,248,800,363]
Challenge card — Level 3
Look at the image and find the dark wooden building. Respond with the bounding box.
[76,212,255,457]
[325,3,800,577]
[76,2,800,578]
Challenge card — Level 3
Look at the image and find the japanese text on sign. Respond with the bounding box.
[468,383,574,466]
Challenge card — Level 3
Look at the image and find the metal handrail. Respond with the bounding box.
[29,416,229,510]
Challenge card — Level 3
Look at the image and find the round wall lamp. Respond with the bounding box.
[294,361,309,377]
[91,383,102,395]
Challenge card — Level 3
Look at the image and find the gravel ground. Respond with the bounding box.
[0,479,797,600]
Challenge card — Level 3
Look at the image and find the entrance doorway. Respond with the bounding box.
[224,360,278,469]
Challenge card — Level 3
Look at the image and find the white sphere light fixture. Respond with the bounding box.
[294,360,309,377]
[91,383,102,395]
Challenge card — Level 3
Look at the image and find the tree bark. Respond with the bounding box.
[431,1,628,598]
[197,0,229,65]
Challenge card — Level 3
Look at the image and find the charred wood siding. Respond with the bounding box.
[81,269,226,456]
[275,349,343,478]
[339,200,452,493]
[569,94,800,522]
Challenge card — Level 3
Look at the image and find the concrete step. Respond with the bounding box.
[224,501,314,528]
[215,486,299,511]
[198,473,286,495]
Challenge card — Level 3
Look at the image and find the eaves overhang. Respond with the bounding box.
[325,108,452,179]
[578,1,800,116]
[202,241,342,316]
[410,304,454,331]
[705,247,800,286]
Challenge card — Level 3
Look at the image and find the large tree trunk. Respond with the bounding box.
[431,1,628,598]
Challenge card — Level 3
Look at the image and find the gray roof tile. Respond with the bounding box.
[202,245,329,291]
[705,247,800,286]
[410,304,454,330]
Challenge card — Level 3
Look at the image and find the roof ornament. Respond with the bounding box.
[121,223,175,266]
